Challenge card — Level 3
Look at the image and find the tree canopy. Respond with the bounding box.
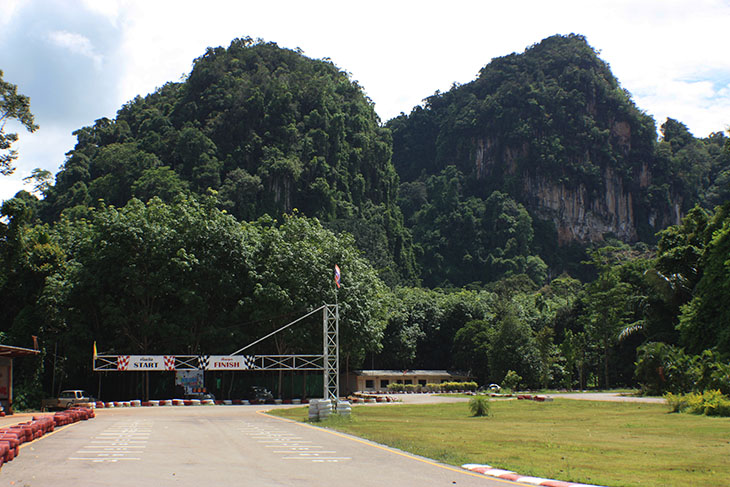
[38,38,415,285]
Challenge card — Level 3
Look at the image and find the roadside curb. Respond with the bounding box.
[462,464,604,487]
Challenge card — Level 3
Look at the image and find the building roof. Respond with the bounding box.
[0,344,40,358]
[354,370,468,377]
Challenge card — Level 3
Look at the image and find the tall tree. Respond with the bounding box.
[580,249,635,388]
[677,202,730,355]
[1,70,38,175]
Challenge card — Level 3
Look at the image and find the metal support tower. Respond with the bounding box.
[323,303,339,401]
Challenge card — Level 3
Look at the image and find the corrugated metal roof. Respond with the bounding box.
[0,344,40,357]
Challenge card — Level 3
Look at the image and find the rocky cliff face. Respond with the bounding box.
[473,134,678,245]
[523,167,637,245]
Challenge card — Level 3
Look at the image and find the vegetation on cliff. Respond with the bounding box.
[40,37,416,285]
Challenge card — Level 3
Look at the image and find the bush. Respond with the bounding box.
[469,395,491,417]
[687,390,730,416]
[439,381,478,392]
[387,383,404,393]
[636,343,730,396]
[664,390,730,417]
[695,350,730,395]
[635,342,697,395]
[425,383,442,393]
[502,370,522,391]
[664,392,687,413]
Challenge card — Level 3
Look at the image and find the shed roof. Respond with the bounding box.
[0,345,40,358]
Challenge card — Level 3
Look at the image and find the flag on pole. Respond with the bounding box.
[334,264,341,288]
[93,341,97,359]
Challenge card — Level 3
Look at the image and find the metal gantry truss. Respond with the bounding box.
[92,303,340,399]
[323,304,339,401]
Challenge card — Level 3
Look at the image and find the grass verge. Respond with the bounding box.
[270,399,730,487]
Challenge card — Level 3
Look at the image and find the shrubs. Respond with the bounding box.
[385,381,478,393]
[469,395,491,417]
[635,343,730,396]
[502,370,522,391]
[665,390,730,417]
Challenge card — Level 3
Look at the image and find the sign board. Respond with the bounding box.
[200,355,255,370]
[176,370,204,393]
[116,355,175,371]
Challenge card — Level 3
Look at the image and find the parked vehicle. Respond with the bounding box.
[246,386,274,403]
[185,391,216,401]
[42,390,96,410]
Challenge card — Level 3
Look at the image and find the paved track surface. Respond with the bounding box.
[1,406,514,487]
[546,392,665,403]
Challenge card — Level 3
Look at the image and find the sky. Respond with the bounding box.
[1,0,729,203]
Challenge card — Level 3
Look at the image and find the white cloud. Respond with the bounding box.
[47,30,104,69]
[0,175,25,203]
[0,124,76,202]
[0,0,22,26]
[80,0,121,25]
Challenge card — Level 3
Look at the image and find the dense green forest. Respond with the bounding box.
[1,35,729,406]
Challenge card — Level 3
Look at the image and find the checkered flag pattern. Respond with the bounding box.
[164,356,175,370]
[197,355,210,370]
[117,355,130,371]
[241,355,256,369]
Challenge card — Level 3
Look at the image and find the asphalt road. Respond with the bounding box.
[1,405,513,487]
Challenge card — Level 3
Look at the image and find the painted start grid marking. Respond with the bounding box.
[240,420,351,463]
[69,420,152,463]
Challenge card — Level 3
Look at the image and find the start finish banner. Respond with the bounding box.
[114,355,255,371]
[197,355,256,370]
[116,355,174,371]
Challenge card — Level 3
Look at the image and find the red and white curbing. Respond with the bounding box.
[94,398,311,408]
[462,464,604,487]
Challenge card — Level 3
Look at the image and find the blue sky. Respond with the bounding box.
[2,0,729,202]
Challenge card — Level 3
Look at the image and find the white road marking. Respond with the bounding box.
[240,420,351,463]
[70,420,152,463]
[273,450,337,454]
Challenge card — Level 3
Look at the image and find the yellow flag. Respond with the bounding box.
[93,341,97,359]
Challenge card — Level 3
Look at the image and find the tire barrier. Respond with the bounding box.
[317,399,332,420]
[463,464,603,487]
[517,394,554,402]
[308,401,320,421]
[306,399,352,421]
[348,393,397,404]
[90,397,315,409]
[335,400,352,416]
[0,408,94,466]
[307,399,332,421]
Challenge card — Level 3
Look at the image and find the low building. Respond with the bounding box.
[351,370,470,393]
[0,344,40,413]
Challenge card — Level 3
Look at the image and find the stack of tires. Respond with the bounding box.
[308,400,320,421]
[336,400,352,417]
[318,400,332,420]
[308,399,334,421]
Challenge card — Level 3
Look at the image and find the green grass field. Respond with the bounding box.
[270,399,730,487]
